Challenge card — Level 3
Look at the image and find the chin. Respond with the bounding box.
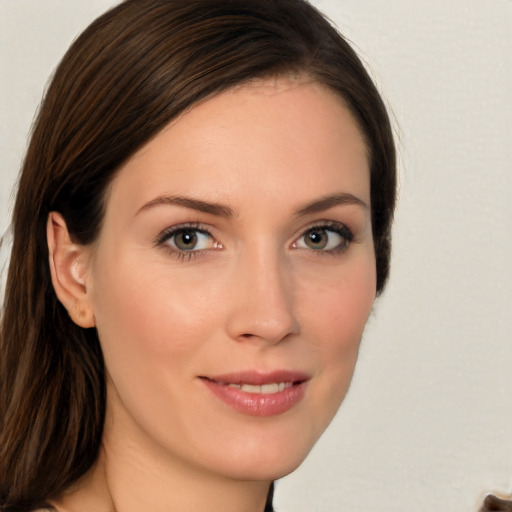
[222,454,307,482]
[208,426,321,482]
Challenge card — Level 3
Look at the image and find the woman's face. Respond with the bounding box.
[84,78,375,482]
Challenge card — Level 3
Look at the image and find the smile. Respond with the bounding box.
[200,371,310,417]
[226,382,293,394]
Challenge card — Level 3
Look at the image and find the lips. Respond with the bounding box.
[200,370,309,417]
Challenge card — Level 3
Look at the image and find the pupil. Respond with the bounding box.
[177,230,197,249]
[307,230,327,249]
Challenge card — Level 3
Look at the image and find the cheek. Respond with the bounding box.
[298,251,376,417]
[89,250,223,376]
[299,250,376,347]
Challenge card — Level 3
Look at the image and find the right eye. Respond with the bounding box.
[155,224,220,260]
[164,228,214,252]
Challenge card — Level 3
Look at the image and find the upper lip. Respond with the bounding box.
[202,370,311,386]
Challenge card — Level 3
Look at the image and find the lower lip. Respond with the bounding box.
[202,379,307,417]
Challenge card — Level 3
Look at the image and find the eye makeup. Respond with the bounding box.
[153,218,354,264]
[291,220,353,255]
[154,222,221,261]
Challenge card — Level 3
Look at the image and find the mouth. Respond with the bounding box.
[223,381,294,394]
[199,371,310,417]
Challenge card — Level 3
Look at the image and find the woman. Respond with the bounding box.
[0,1,396,511]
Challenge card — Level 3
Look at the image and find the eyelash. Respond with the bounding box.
[154,223,215,261]
[294,221,353,255]
[154,221,353,261]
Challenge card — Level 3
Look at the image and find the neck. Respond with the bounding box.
[52,388,272,512]
[102,447,271,512]
[51,449,271,512]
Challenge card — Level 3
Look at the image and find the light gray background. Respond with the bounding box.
[1,1,511,511]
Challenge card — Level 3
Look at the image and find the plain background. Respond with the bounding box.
[1,1,511,511]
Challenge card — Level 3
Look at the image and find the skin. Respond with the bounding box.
[48,77,376,512]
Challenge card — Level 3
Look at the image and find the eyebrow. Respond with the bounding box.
[136,195,234,217]
[136,191,367,219]
[295,193,368,216]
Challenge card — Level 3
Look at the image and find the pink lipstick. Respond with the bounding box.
[201,370,309,417]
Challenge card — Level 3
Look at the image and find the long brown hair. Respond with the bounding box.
[0,1,396,510]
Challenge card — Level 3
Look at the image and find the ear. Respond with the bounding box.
[47,212,95,328]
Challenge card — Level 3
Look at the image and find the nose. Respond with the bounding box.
[225,248,299,345]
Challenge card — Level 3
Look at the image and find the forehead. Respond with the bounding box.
[107,77,370,217]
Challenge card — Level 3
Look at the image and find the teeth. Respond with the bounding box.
[227,382,292,394]
[261,383,279,394]
[241,383,263,393]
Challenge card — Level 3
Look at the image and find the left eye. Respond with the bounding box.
[165,228,214,251]
[294,225,351,251]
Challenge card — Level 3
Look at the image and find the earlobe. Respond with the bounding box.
[47,212,95,328]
